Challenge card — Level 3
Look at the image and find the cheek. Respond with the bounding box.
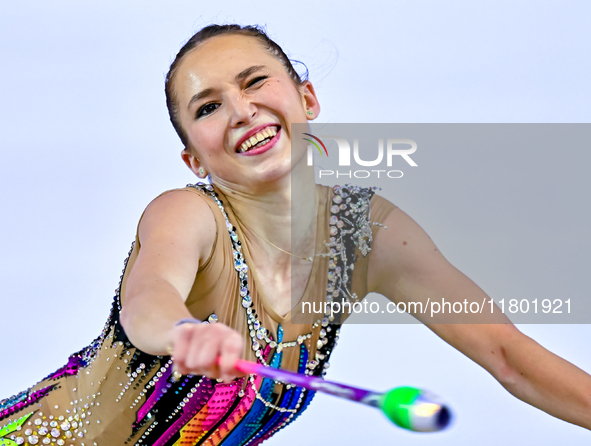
[187,120,225,157]
[261,79,302,108]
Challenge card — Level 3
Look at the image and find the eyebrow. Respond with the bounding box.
[187,65,269,110]
[235,65,267,81]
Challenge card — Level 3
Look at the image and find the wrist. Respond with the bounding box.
[175,317,202,326]
[165,318,203,356]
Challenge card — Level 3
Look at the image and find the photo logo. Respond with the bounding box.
[302,133,328,157]
[304,133,418,179]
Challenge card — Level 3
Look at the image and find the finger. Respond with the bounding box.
[171,324,193,375]
[187,327,221,378]
[219,331,244,382]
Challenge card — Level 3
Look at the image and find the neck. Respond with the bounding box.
[212,161,318,269]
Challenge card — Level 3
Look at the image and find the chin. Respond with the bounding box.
[249,160,292,186]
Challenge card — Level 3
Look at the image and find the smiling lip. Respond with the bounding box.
[235,124,281,156]
[234,124,280,152]
[240,127,281,157]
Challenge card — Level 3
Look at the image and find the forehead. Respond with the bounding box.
[174,35,283,97]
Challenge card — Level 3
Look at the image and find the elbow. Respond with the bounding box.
[119,299,140,347]
[487,328,529,396]
[119,301,132,334]
[118,295,171,357]
[489,346,519,392]
[493,359,523,396]
[119,288,141,336]
[118,303,149,354]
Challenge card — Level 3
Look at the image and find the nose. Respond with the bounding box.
[226,91,256,128]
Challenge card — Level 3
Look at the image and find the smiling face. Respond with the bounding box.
[171,34,320,190]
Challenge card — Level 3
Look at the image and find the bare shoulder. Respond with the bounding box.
[138,188,217,266]
[367,204,450,297]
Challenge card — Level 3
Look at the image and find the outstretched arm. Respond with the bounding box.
[367,204,591,430]
[120,190,244,382]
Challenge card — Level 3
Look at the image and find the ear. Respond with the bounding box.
[299,80,321,120]
[181,148,208,179]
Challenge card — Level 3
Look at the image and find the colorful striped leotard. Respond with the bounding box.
[0,183,395,446]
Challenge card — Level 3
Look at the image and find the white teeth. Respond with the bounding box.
[237,126,279,153]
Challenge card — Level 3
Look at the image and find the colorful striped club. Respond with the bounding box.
[232,358,452,432]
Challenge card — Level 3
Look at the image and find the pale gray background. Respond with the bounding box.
[297,123,590,325]
[1,1,590,445]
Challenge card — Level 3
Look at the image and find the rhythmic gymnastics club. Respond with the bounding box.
[231,358,452,432]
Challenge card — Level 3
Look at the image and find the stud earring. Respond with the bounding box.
[307,110,313,116]
[199,168,205,176]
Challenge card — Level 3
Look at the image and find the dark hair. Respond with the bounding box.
[165,24,307,148]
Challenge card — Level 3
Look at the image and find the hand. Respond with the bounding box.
[168,321,246,382]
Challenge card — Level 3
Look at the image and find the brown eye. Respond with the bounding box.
[196,102,220,119]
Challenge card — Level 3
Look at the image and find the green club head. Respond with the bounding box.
[380,386,452,432]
